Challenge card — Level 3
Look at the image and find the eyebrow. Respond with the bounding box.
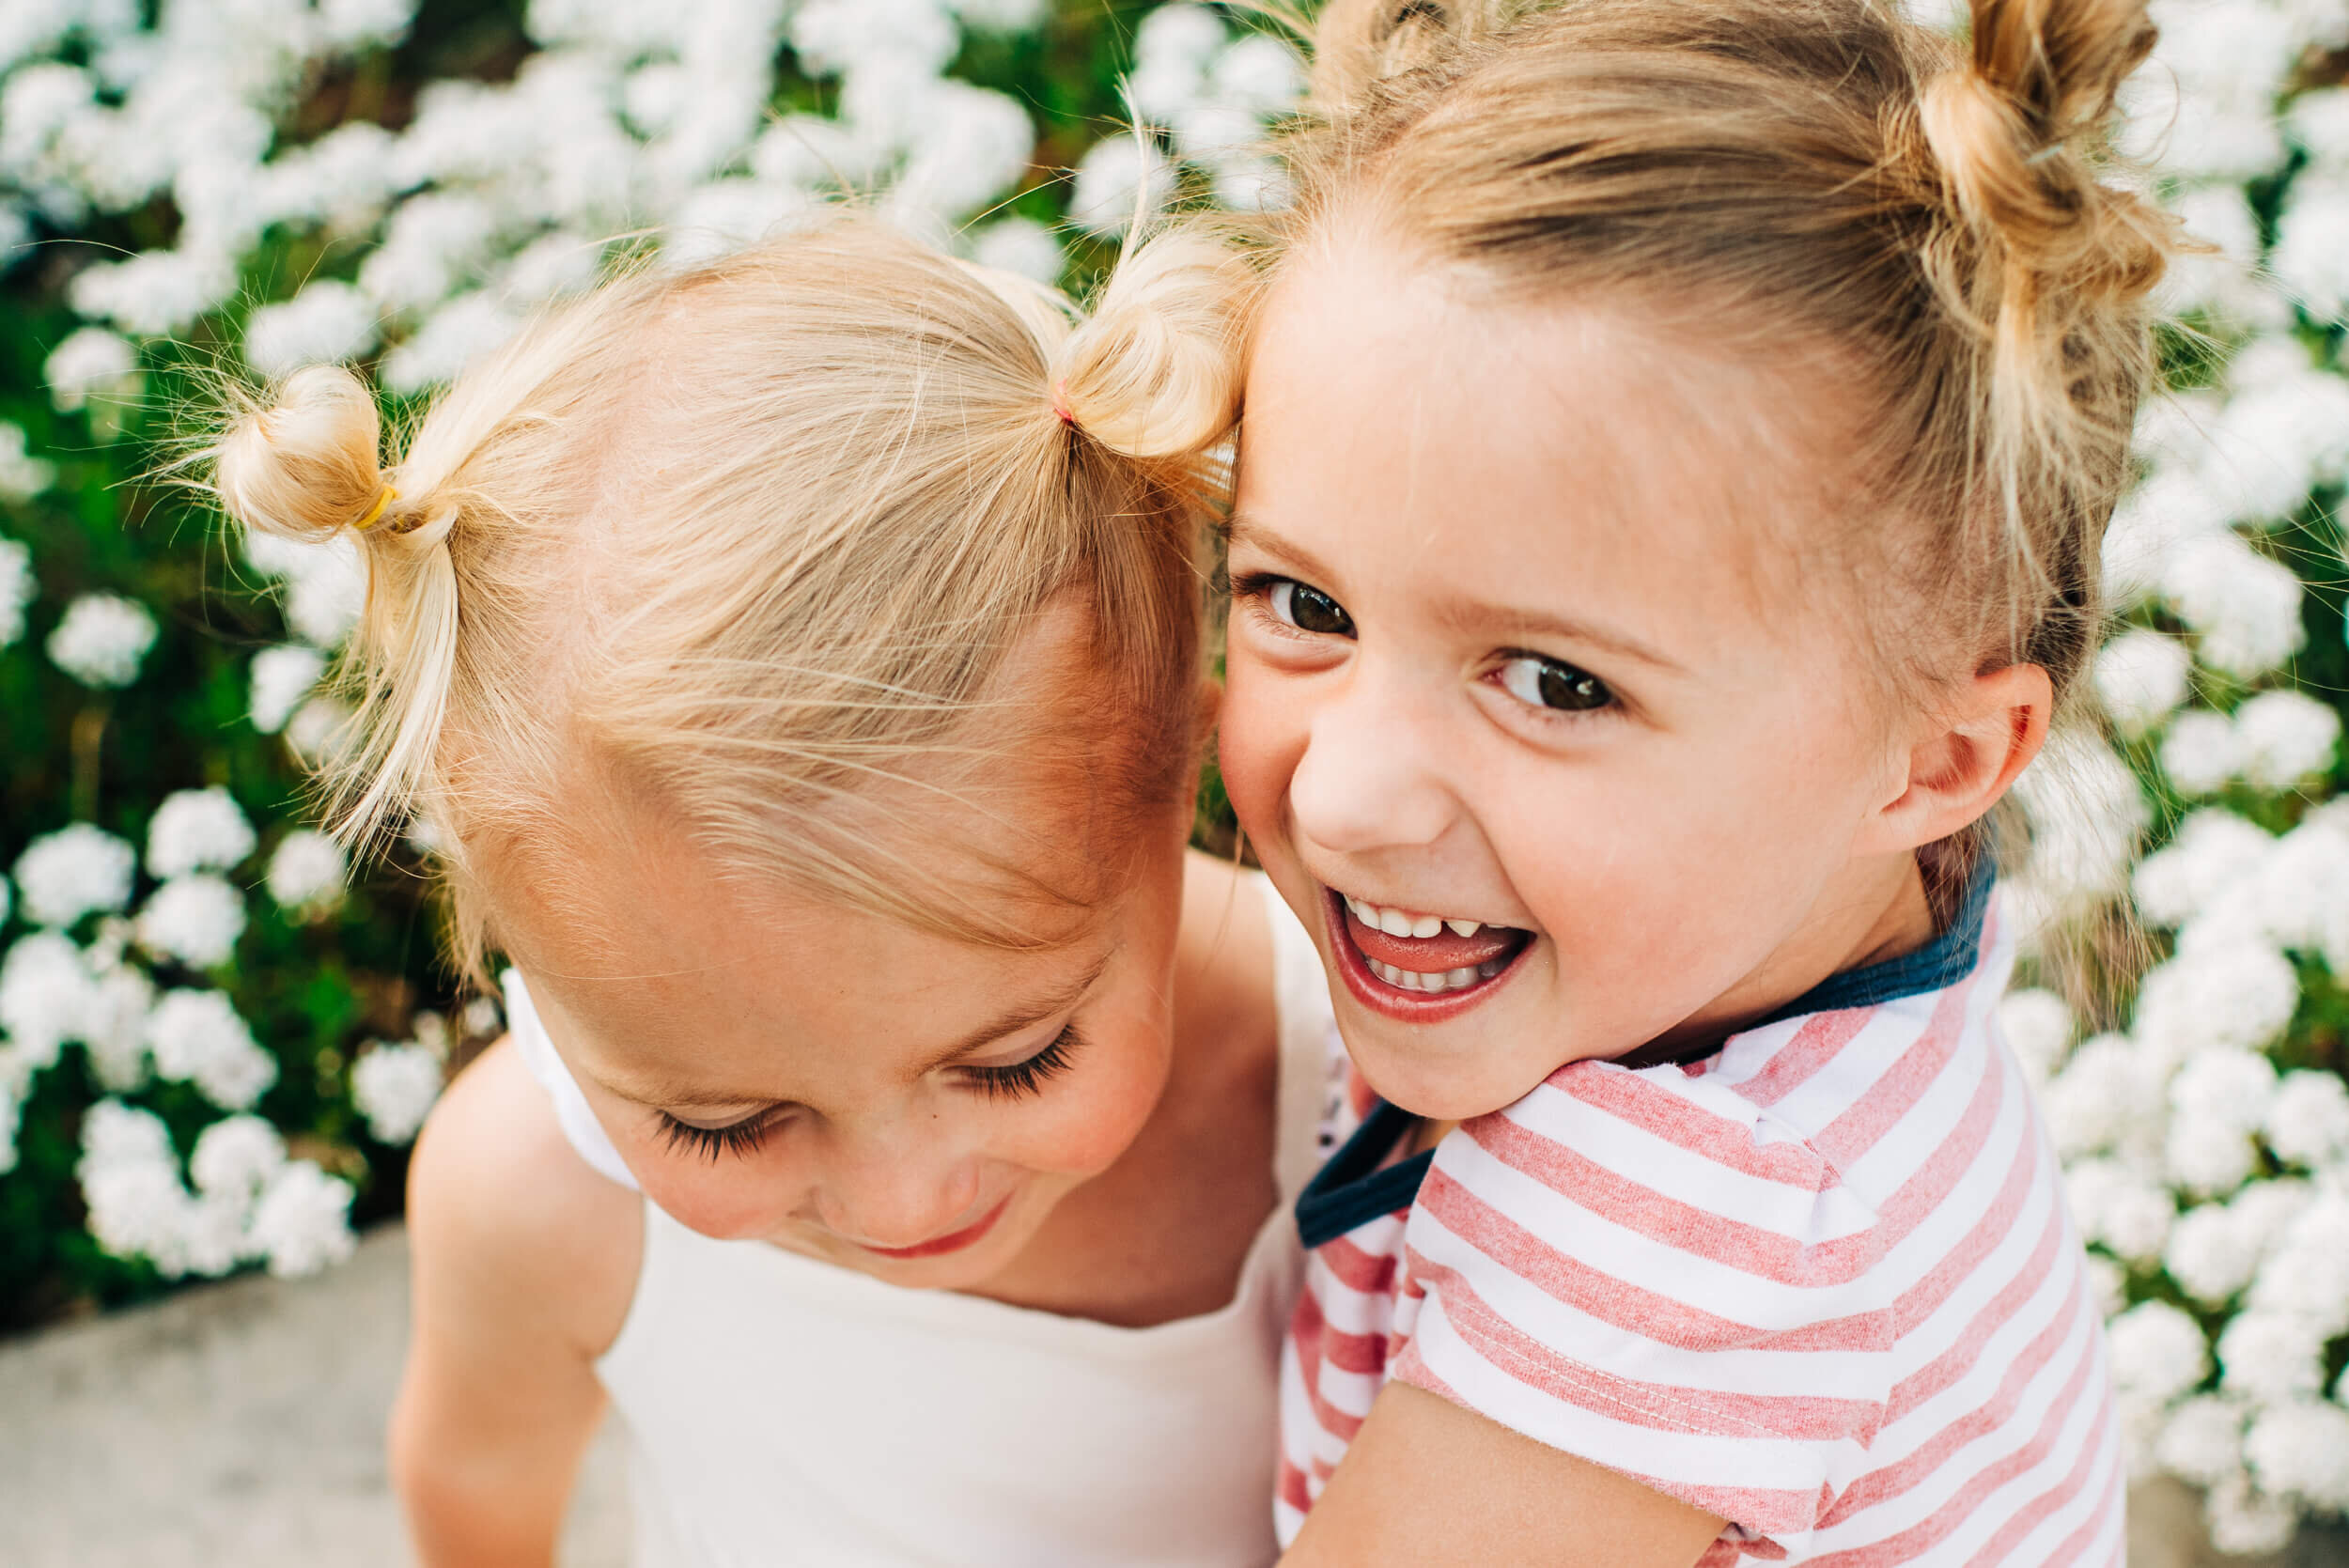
[1225,512,1690,676]
[596,948,1116,1110]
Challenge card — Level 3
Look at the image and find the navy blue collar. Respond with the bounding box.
[1294,863,1997,1250]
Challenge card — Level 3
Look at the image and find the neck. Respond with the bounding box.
[1632,851,1936,1067]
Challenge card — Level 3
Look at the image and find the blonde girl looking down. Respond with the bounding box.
[205,218,1338,1567]
[1190,0,2172,1562]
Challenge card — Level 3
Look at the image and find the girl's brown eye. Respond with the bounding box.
[1497,654,1612,713]
[1271,579,1354,637]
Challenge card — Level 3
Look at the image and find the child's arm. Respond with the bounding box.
[388,1037,641,1568]
[1283,1383,1729,1567]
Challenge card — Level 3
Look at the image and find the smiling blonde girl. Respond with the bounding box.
[1197,0,2173,1563]
[203,217,1340,1567]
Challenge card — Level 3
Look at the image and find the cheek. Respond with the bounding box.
[1011,1032,1170,1178]
[1216,651,1301,842]
[629,1146,783,1241]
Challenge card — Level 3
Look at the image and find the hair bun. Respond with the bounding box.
[1920,0,2166,297]
[212,364,390,545]
[1054,228,1257,461]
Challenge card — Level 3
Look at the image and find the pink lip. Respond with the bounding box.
[858,1196,1012,1261]
[1323,887,1528,1023]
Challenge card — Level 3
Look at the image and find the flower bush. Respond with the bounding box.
[0,0,2345,1552]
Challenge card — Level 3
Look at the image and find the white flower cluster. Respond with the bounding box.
[2033,809,2349,1549]
[75,1101,354,1280]
[1068,3,1304,234]
[1997,3,2349,1548]
[350,1015,445,1146]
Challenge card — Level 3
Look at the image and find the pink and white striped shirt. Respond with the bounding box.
[1277,880,2124,1564]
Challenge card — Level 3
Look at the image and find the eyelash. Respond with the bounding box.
[964,1026,1081,1102]
[1230,571,1345,642]
[1233,571,1620,722]
[654,1028,1083,1161]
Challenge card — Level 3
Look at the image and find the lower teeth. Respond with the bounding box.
[1366,956,1503,994]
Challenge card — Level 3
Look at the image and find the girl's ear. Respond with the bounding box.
[1861,663,2053,855]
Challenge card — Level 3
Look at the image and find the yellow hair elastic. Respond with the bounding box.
[351,486,401,534]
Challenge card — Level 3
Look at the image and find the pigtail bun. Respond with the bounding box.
[213,365,391,542]
[1054,227,1258,461]
[208,364,459,854]
[1308,0,1499,111]
[1919,0,2173,444]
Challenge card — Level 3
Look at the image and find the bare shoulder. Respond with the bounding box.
[407,1035,642,1359]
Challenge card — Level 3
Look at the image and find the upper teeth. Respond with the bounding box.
[1345,895,1483,939]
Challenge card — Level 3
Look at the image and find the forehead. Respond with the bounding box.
[500,805,1133,1107]
[1240,240,1848,628]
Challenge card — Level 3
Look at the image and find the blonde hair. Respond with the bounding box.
[1236,0,2176,889]
[206,217,1253,979]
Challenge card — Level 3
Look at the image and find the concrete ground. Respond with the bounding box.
[0,1223,2342,1567]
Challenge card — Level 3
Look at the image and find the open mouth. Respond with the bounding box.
[1323,886,1532,1019]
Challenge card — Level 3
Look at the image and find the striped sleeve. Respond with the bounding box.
[1386,1058,1900,1543]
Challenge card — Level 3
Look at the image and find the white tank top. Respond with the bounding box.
[507,875,1339,1568]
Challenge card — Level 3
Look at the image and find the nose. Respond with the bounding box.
[810,1126,984,1250]
[1286,660,1458,855]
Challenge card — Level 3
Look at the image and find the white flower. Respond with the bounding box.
[2247,1196,2349,1336]
[460,993,503,1039]
[40,326,138,414]
[132,874,246,970]
[2132,939,2299,1063]
[2104,464,2230,606]
[358,190,499,314]
[2006,731,2148,921]
[1067,135,1177,238]
[2091,629,2191,737]
[381,289,521,395]
[2233,690,2340,789]
[44,591,156,688]
[82,961,153,1091]
[2217,1308,2330,1403]
[266,830,348,919]
[242,279,381,379]
[0,536,32,651]
[2107,1298,2209,1405]
[2202,355,2349,521]
[2290,87,2349,171]
[2243,1399,2349,1510]
[2065,1156,2174,1262]
[970,215,1064,285]
[68,243,237,335]
[188,1113,285,1200]
[888,82,1033,222]
[247,1159,356,1278]
[351,1040,443,1145]
[248,644,327,734]
[2042,1034,2166,1160]
[12,823,135,928]
[145,786,256,878]
[2266,1070,2349,1170]
[2166,1203,2262,1306]
[2170,1048,2278,1137]
[0,421,56,502]
[0,930,96,1070]
[1996,986,2072,1083]
[2203,1467,2298,1557]
[1208,34,1306,116]
[144,988,276,1110]
[2159,708,2244,796]
[2162,533,2306,679]
[2165,1109,2260,1197]
[2132,809,2271,928]
[2156,1395,2247,1486]
[284,693,357,767]
[2273,176,2349,322]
